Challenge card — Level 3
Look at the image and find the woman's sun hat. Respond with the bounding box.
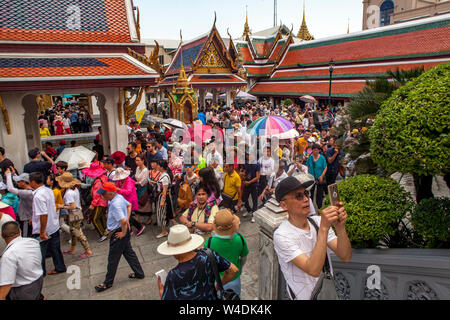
[55,172,81,189]
[157,225,205,256]
[213,209,240,236]
[111,151,126,165]
[82,162,106,178]
[111,167,130,181]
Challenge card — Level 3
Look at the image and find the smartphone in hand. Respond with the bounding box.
[328,183,340,207]
[155,269,168,286]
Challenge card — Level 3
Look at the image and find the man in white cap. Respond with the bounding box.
[273,175,352,300]
[157,224,238,300]
[4,168,33,237]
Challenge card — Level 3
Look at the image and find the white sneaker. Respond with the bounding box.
[242,212,248,217]
[251,218,256,223]
[68,240,72,245]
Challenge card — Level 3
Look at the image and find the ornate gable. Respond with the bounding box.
[193,24,236,74]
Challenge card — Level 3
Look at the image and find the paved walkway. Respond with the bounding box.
[41,214,260,300]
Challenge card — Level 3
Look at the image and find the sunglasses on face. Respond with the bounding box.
[283,190,310,202]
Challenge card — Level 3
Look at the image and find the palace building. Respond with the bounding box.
[0,0,159,169]
[152,17,247,123]
[235,5,450,107]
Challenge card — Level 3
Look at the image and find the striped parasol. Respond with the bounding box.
[247,116,294,137]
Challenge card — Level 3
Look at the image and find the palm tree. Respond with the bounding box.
[343,66,425,175]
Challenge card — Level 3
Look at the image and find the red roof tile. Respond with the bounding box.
[0,0,133,43]
[280,26,450,67]
[272,60,446,79]
[249,81,366,97]
[0,56,151,79]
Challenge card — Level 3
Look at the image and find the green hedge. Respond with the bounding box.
[369,62,450,176]
[329,175,414,248]
[411,197,450,248]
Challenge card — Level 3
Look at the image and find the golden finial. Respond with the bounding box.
[214,11,217,27]
[243,5,251,37]
[347,18,350,34]
[177,29,188,89]
[297,0,314,41]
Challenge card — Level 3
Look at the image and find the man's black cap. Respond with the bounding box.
[102,157,115,165]
[28,148,40,159]
[275,176,314,202]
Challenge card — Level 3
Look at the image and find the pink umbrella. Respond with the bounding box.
[183,125,224,143]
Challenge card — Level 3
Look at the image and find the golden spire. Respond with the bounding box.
[243,5,252,37]
[176,30,189,90]
[347,18,350,34]
[297,0,314,41]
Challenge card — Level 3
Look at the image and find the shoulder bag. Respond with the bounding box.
[286,217,339,300]
[203,248,240,301]
[68,209,84,223]
[307,217,339,300]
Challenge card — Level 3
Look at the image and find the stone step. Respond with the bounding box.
[265,201,285,214]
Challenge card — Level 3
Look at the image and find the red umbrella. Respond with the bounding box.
[184,125,224,143]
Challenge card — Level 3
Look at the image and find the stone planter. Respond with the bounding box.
[331,248,450,300]
[254,198,450,300]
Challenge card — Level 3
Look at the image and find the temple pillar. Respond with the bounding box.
[199,88,206,108]
[226,89,232,107]
[212,88,219,106]
[270,97,274,106]
[0,92,31,172]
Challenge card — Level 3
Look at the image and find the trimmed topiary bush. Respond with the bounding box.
[369,63,450,177]
[331,175,414,248]
[411,197,450,248]
[282,98,293,106]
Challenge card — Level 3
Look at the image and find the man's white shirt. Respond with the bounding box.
[32,186,60,235]
[274,216,337,300]
[0,237,43,287]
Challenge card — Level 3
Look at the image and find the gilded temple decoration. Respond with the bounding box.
[0,95,11,135]
[118,87,124,125]
[242,5,252,38]
[297,0,314,41]
[123,87,145,124]
[36,94,53,114]
[167,31,198,124]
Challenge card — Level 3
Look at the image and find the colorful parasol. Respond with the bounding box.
[247,116,294,137]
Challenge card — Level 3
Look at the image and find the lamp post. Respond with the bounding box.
[328,58,335,109]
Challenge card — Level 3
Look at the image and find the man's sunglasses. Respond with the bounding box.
[283,190,310,202]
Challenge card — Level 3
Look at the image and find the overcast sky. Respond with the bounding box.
[134,0,364,40]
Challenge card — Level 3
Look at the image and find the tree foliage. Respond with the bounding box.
[411,197,450,248]
[348,66,425,124]
[369,63,450,176]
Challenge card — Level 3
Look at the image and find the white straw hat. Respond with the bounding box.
[157,225,205,256]
[111,167,131,181]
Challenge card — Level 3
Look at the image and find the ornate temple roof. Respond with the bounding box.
[0,0,139,44]
[247,14,450,97]
[0,53,158,91]
[159,18,243,89]
[165,34,209,76]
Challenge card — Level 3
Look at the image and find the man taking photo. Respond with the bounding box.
[273,175,352,300]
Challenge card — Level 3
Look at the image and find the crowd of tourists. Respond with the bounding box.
[0,100,354,301]
[38,101,94,137]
